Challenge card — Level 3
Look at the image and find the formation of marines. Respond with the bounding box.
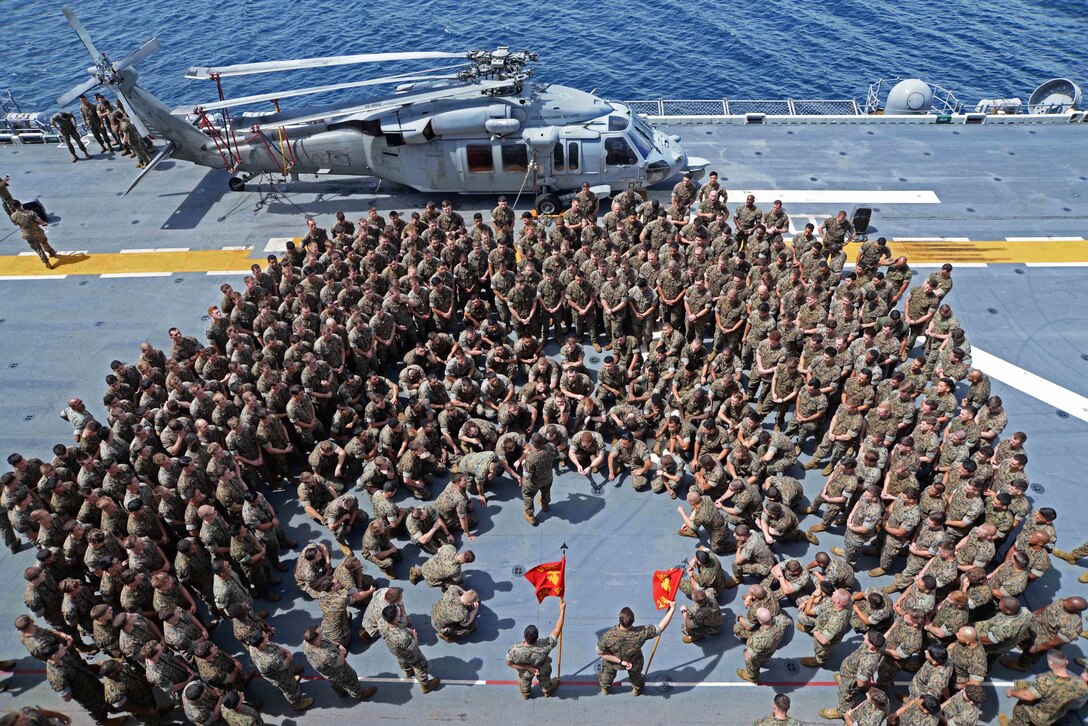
[4,170,1088,725]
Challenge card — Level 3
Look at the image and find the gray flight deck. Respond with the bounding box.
[1,120,1087,724]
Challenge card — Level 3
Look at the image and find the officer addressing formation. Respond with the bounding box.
[3,160,1088,726]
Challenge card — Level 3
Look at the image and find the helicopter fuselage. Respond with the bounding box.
[196,83,701,197]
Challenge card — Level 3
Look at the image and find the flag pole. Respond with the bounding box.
[557,547,567,679]
[645,564,682,677]
[644,616,668,675]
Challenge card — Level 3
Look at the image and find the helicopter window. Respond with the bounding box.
[501,144,529,172]
[384,132,405,147]
[628,130,652,160]
[608,115,630,132]
[466,144,495,173]
[567,142,579,171]
[605,137,636,166]
[553,144,565,171]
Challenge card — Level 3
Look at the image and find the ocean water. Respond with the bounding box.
[3,0,1087,113]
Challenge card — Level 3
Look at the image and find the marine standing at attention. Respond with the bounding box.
[506,600,566,699]
[597,602,675,696]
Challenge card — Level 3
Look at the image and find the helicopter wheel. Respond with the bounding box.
[228,177,246,192]
[535,193,561,216]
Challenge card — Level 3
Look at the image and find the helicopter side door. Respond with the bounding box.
[551,138,602,192]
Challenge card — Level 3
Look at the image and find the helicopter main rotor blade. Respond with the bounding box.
[255,80,509,131]
[172,66,468,114]
[185,51,467,80]
[62,6,100,61]
[114,38,162,72]
[57,76,102,108]
[116,90,152,138]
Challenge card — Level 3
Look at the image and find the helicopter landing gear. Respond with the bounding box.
[534,193,561,216]
[228,176,247,192]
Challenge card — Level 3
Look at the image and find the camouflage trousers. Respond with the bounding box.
[518,658,554,697]
[265,667,303,705]
[810,496,848,528]
[397,650,432,685]
[324,662,367,698]
[878,535,910,570]
[892,554,930,589]
[745,648,771,679]
[837,678,863,713]
[811,434,852,464]
[25,236,56,265]
[522,479,551,514]
[733,561,772,581]
[599,654,645,690]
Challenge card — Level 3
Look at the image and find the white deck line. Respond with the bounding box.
[1023,262,1088,267]
[1005,236,1085,241]
[973,348,1088,423]
[736,189,940,204]
[18,250,88,256]
[100,272,173,278]
[911,262,988,268]
[221,245,253,251]
[892,237,971,242]
[0,274,68,280]
[206,270,247,275]
[119,247,190,253]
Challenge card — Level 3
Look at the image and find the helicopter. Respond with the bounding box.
[55,6,709,212]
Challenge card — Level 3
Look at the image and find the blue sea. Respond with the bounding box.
[4,0,1088,113]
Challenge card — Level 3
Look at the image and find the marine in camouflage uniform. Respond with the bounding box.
[430,585,478,639]
[44,642,110,723]
[679,549,730,597]
[245,632,311,709]
[939,686,984,726]
[302,628,374,700]
[10,202,57,267]
[906,649,951,701]
[597,605,673,695]
[680,588,722,641]
[506,603,565,699]
[801,591,851,666]
[419,543,466,590]
[379,614,439,691]
[740,612,791,682]
[679,492,732,555]
[521,436,557,525]
[1005,664,1088,726]
[1010,597,1085,669]
[825,632,885,719]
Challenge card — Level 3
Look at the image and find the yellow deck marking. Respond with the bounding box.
[843,239,1088,264]
[1,239,1087,277]
[0,249,256,277]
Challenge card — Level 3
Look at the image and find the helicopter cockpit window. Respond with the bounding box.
[628,130,653,160]
[605,137,637,166]
[501,144,529,172]
[466,144,495,173]
[608,115,630,131]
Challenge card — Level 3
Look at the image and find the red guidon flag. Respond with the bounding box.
[524,557,565,603]
[652,568,683,610]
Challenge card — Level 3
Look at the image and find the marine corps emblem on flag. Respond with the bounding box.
[652,568,683,610]
[524,558,566,603]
